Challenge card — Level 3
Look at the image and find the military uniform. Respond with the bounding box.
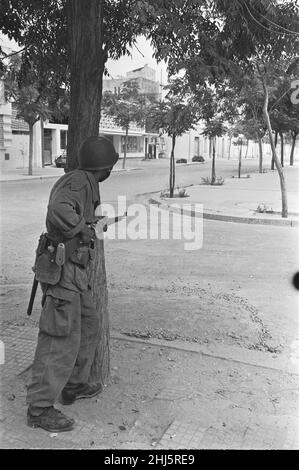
[26,169,102,410]
[26,135,118,432]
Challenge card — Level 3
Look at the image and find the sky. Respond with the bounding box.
[0,33,168,86]
[106,36,168,85]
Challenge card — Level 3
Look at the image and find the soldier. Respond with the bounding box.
[26,136,119,432]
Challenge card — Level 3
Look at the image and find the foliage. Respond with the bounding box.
[201,118,228,139]
[160,185,189,198]
[102,80,148,131]
[4,55,52,125]
[148,97,199,140]
[256,203,274,213]
[201,176,225,186]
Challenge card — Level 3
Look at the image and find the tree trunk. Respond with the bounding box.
[66,0,106,172]
[169,133,176,197]
[123,127,128,169]
[261,80,288,218]
[28,123,33,176]
[238,140,242,178]
[209,137,212,159]
[66,0,110,384]
[272,131,278,170]
[211,137,216,184]
[280,132,284,167]
[290,132,297,166]
[227,137,232,160]
[258,136,263,173]
[244,139,249,159]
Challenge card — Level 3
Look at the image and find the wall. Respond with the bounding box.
[126,65,156,81]
[163,128,299,164]
[8,132,29,169]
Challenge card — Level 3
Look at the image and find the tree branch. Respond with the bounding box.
[269,85,293,113]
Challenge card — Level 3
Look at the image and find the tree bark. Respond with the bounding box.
[290,132,297,166]
[123,127,128,169]
[238,140,242,178]
[260,79,288,218]
[28,123,33,176]
[169,133,176,197]
[66,0,106,172]
[280,132,284,167]
[244,139,249,159]
[227,137,232,160]
[209,137,212,159]
[272,131,278,170]
[211,137,216,184]
[258,136,263,173]
[66,0,110,384]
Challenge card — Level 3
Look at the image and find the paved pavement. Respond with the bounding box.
[147,163,299,227]
[1,325,299,449]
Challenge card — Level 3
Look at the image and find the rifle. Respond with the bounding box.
[91,212,127,231]
[27,276,38,316]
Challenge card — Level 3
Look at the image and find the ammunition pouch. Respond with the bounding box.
[33,233,62,285]
[33,233,92,285]
[34,251,62,285]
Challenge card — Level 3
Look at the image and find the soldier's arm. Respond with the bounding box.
[47,188,87,239]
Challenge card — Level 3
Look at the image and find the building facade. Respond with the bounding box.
[103,64,161,101]
[0,64,162,170]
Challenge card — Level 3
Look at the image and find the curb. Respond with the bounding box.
[148,197,299,227]
[0,167,142,183]
[110,332,299,376]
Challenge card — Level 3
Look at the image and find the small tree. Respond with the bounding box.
[148,94,199,197]
[102,80,149,169]
[256,58,298,218]
[202,118,227,184]
[236,77,266,172]
[4,56,51,175]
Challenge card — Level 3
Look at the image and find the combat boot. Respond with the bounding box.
[27,406,75,432]
[61,382,102,405]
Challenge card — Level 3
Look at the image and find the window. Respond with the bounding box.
[60,130,67,149]
[121,136,138,153]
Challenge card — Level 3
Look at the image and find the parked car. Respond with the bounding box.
[55,150,67,168]
[176,158,187,164]
[192,156,205,162]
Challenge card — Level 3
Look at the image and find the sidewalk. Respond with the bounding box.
[0,159,143,182]
[148,165,299,227]
[1,323,299,449]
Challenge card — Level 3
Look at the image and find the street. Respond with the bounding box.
[1,158,298,356]
[1,158,299,448]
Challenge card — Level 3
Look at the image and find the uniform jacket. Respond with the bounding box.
[46,169,100,241]
[45,169,100,294]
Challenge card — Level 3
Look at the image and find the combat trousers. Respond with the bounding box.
[26,286,100,409]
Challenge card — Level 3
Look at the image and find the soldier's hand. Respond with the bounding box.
[80,225,95,243]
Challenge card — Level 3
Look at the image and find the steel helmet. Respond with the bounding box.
[78,135,119,171]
